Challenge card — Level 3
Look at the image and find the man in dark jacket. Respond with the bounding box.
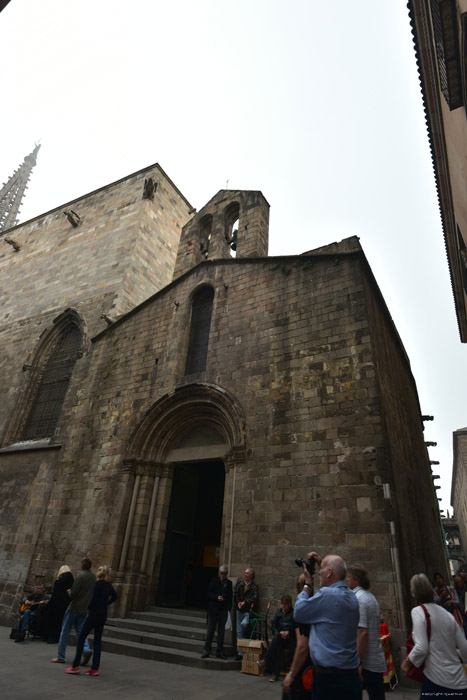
[261,594,296,681]
[201,564,233,659]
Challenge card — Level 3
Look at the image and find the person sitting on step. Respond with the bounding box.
[258,594,296,682]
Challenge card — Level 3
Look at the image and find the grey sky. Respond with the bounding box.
[1,0,465,511]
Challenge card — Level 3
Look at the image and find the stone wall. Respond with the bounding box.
[0,229,446,630]
[360,259,448,632]
[453,428,467,561]
[0,163,191,437]
[0,164,192,622]
[8,247,406,624]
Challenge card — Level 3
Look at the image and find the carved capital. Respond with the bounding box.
[122,458,138,474]
[224,446,247,471]
[123,459,170,477]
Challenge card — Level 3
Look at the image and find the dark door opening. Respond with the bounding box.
[156,460,225,607]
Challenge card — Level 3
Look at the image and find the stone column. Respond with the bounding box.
[114,460,169,616]
[223,446,247,573]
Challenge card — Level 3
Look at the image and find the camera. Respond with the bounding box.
[295,557,316,575]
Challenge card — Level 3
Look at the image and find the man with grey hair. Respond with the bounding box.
[346,565,386,700]
[294,551,361,700]
[201,564,233,659]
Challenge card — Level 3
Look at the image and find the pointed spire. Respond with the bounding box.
[0,143,41,232]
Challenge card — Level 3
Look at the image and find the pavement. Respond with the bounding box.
[1,626,421,699]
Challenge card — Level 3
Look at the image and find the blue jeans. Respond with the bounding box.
[57,610,90,661]
[236,610,250,656]
[19,608,36,632]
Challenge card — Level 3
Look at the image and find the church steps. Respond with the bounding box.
[97,635,240,669]
[106,616,207,641]
[146,605,206,618]
[126,609,207,629]
[98,606,240,670]
[105,618,206,653]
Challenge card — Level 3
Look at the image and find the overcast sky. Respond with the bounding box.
[1,0,465,512]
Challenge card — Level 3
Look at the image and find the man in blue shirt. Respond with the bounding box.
[294,551,361,700]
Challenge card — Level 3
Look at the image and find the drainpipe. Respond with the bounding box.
[383,483,403,629]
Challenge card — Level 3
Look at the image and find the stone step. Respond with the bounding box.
[98,635,241,670]
[146,605,207,619]
[103,625,236,655]
[107,616,207,640]
[127,609,206,630]
[100,606,240,670]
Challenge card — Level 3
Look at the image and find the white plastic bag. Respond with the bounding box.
[225,612,232,630]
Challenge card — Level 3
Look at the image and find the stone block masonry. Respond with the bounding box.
[0,172,446,648]
[14,247,442,634]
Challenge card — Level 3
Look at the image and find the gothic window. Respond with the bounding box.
[185,286,214,375]
[21,322,82,440]
[224,202,239,258]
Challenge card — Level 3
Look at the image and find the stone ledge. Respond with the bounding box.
[0,440,62,454]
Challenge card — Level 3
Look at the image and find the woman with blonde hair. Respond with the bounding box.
[401,573,467,698]
[44,564,74,644]
[66,565,117,677]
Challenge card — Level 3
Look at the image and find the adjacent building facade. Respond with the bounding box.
[452,427,467,559]
[0,162,447,646]
[408,0,467,342]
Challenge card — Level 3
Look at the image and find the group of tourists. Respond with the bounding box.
[202,554,387,699]
[14,554,467,696]
[14,557,117,677]
[203,555,467,700]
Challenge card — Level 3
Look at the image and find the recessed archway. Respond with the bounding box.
[127,383,246,463]
[117,383,246,613]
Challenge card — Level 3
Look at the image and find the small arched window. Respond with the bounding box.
[185,286,214,375]
[21,322,82,440]
[199,215,213,260]
[224,202,239,258]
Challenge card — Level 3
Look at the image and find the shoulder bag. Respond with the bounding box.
[405,603,431,682]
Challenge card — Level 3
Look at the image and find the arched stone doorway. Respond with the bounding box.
[114,384,246,616]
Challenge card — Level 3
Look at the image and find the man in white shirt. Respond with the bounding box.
[346,565,386,700]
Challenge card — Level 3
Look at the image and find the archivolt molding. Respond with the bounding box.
[127,383,246,463]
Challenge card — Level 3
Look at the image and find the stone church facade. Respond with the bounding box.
[0,162,446,644]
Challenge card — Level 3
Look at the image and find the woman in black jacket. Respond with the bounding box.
[65,565,117,676]
[45,565,74,644]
